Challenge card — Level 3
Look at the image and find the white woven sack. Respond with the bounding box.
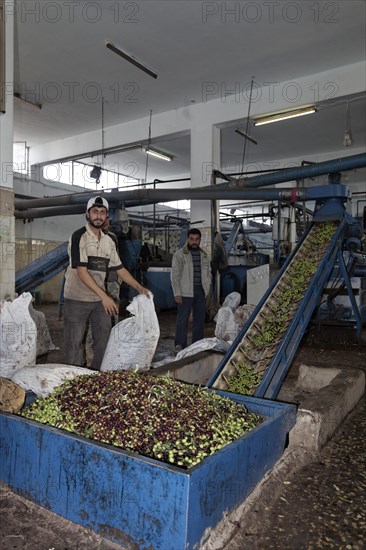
[101,292,160,372]
[28,302,58,357]
[0,293,37,379]
[11,364,97,397]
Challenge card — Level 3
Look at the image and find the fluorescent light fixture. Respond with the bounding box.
[254,107,317,126]
[14,92,42,110]
[145,148,172,162]
[106,42,158,79]
[235,128,258,145]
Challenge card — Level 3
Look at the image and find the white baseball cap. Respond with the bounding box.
[86,196,109,211]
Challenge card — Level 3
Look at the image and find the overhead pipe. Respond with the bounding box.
[14,185,349,220]
[15,153,366,213]
[230,153,366,188]
[14,199,161,219]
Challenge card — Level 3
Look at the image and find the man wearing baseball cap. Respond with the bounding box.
[63,196,149,370]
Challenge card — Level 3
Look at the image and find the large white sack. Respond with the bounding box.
[11,364,97,397]
[0,293,37,379]
[213,292,241,322]
[101,292,160,372]
[214,306,238,342]
[28,302,58,357]
[221,291,241,312]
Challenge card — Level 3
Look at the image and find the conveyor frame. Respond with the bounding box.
[15,241,68,295]
[207,215,362,400]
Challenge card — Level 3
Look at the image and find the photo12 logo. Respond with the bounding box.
[202,2,340,24]
[201,80,339,104]
[4,1,140,24]
[8,80,140,105]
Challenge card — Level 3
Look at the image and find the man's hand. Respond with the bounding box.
[137,284,150,298]
[175,295,183,304]
[117,267,150,298]
[101,295,119,315]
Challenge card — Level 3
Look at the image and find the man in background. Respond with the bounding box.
[171,228,211,352]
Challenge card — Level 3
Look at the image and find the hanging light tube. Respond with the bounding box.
[235,128,258,145]
[145,148,172,162]
[254,107,317,126]
[106,42,158,79]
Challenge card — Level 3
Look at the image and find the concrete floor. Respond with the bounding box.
[1,305,365,549]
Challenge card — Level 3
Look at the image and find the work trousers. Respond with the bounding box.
[63,299,111,370]
[175,286,206,349]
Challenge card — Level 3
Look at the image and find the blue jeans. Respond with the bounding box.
[175,286,206,349]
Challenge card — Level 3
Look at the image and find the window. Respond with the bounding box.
[13,142,29,174]
[42,161,140,190]
[43,162,73,184]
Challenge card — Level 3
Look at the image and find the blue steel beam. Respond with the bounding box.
[207,203,361,400]
[15,242,69,294]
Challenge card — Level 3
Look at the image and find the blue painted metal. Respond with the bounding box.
[232,153,366,188]
[335,250,363,339]
[15,241,69,294]
[15,154,365,216]
[224,220,242,254]
[255,221,347,399]
[143,268,176,310]
[221,266,249,299]
[303,184,349,202]
[0,395,296,550]
[208,196,363,400]
[119,239,142,273]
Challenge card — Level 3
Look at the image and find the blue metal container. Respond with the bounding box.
[143,267,176,310]
[0,395,296,549]
[221,266,249,299]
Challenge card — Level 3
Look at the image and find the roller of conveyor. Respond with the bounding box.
[207,219,359,400]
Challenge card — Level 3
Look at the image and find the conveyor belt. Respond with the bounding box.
[15,242,68,294]
[207,220,346,400]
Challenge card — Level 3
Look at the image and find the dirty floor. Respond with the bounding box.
[1,305,365,550]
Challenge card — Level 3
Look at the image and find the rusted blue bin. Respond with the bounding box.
[142,267,176,310]
[0,393,296,549]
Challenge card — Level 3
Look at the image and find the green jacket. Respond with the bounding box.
[171,244,211,298]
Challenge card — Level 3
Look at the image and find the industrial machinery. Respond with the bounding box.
[15,242,69,295]
[219,218,270,302]
[207,185,363,400]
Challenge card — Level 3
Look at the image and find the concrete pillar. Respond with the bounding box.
[0,0,15,298]
[190,123,221,252]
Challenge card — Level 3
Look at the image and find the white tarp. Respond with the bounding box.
[175,337,230,361]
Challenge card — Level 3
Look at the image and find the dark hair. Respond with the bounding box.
[188,228,201,238]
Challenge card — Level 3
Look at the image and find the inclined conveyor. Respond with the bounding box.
[207,211,362,400]
[15,241,68,295]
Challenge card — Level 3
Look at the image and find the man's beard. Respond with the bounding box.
[87,217,104,228]
[187,243,199,250]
